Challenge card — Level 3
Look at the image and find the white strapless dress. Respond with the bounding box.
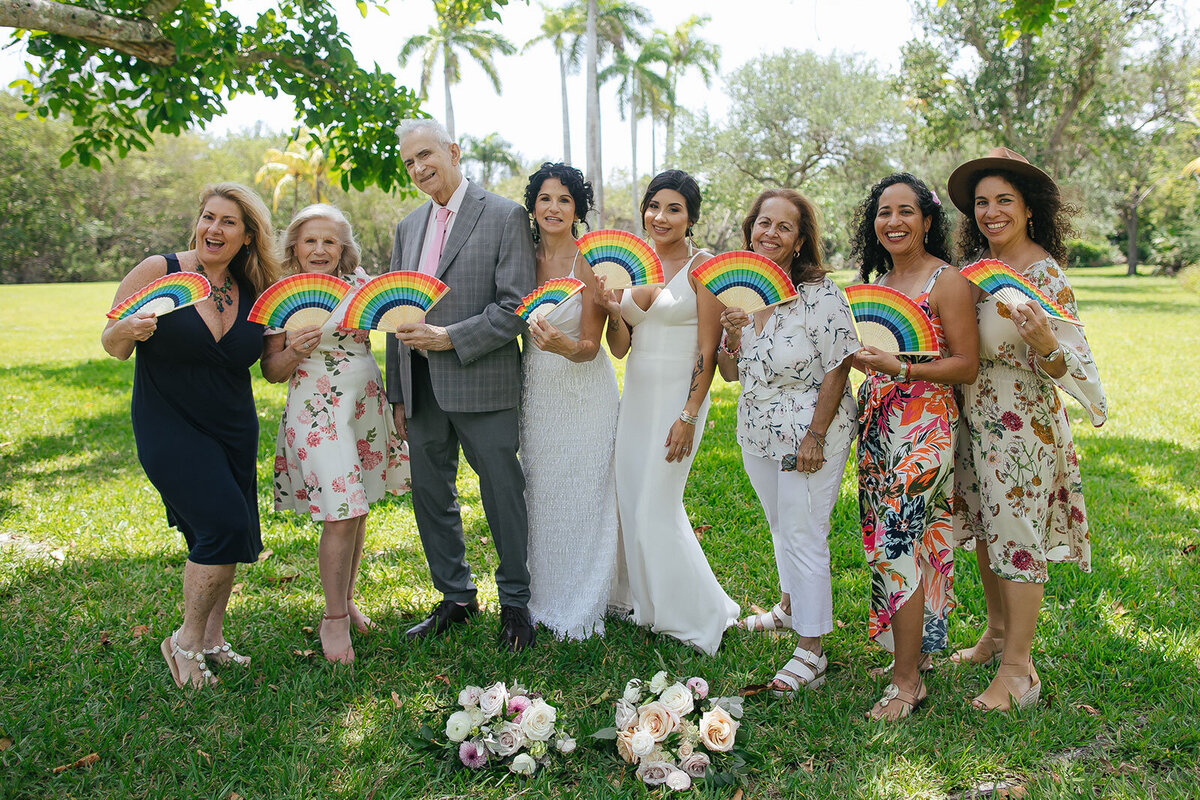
[610,261,739,655]
[519,294,620,639]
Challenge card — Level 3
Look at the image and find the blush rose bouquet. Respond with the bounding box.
[419,680,576,777]
[592,670,749,790]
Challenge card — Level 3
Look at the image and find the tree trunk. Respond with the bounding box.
[630,75,639,227]
[1125,202,1138,276]
[443,52,456,140]
[558,45,571,165]
[649,116,656,176]
[664,72,677,165]
[586,0,603,226]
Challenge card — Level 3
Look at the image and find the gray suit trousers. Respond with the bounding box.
[407,354,530,607]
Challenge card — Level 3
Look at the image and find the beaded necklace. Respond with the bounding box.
[196,263,235,312]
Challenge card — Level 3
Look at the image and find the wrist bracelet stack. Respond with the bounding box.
[678,410,699,425]
[808,429,827,448]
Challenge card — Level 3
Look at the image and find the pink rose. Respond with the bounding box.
[294,488,307,501]
[365,381,379,398]
[685,677,709,700]
[306,430,322,447]
[316,375,331,394]
[296,447,308,461]
[285,427,297,446]
[331,476,346,493]
[297,409,313,425]
[273,455,287,473]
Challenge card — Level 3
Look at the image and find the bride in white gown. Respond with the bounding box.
[518,163,619,640]
[598,170,740,656]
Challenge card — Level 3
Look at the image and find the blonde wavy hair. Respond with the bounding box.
[189,182,281,298]
[281,204,362,276]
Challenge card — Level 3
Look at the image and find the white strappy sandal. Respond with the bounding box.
[770,645,827,697]
[741,603,793,633]
[202,641,251,666]
[160,631,217,688]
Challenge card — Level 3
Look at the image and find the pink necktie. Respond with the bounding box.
[421,206,451,275]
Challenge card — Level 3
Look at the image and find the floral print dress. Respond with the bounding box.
[272,267,410,521]
[953,257,1106,582]
[858,266,957,654]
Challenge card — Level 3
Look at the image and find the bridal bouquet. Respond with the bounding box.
[592,670,750,791]
[425,681,576,776]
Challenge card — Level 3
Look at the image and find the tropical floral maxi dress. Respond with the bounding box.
[953,257,1106,582]
[858,267,957,654]
[272,267,410,521]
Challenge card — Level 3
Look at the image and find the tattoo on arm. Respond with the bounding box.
[689,353,704,395]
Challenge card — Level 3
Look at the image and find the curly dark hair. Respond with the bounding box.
[955,168,1077,265]
[849,173,950,284]
[740,188,826,285]
[523,162,594,241]
[640,169,702,234]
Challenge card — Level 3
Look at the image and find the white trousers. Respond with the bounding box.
[741,447,850,637]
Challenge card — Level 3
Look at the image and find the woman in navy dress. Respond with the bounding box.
[102,183,280,688]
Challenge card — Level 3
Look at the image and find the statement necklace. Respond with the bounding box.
[196,264,234,312]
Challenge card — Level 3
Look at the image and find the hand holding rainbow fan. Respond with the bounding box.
[340,271,449,331]
[690,250,798,312]
[844,284,940,356]
[107,272,211,320]
[516,277,586,321]
[575,229,664,289]
[247,273,350,331]
[959,258,1082,326]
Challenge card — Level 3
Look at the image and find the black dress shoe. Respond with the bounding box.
[498,605,536,652]
[405,599,479,639]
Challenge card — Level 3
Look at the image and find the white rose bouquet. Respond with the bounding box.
[592,669,749,790]
[420,680,575,777]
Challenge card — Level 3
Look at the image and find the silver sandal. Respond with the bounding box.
[161,631,216,688]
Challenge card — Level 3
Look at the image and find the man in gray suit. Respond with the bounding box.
[385,118,537,651]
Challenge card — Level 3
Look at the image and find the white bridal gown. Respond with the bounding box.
[520,293,620,639]
[610,255,740,655]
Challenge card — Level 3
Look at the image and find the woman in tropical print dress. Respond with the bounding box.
[946,148,1106,712]
[849,174,979,721]
[262,204,409,665]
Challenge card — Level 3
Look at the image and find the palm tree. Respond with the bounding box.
[398,1,516,140]
[461,132,523,189]
[572,0,652,225]
[659,15,721,165]
[524,3,585,164]
[599,41,668,224]
[254,129,336,215]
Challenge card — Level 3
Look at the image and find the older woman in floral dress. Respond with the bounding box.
[947,148,1106,712]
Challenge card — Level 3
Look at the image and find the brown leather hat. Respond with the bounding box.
[946,147,1057,215]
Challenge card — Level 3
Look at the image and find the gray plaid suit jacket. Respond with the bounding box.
[385,181,535,414]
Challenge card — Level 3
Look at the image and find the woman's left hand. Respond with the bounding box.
[529,315,575,357]
[664,417,696,463]
[854,345,904,377]
[796,432,826,474]
[1009,300,1058,356]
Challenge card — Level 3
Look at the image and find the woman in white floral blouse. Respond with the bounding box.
[717,189,860,696]
[946,148,1106,712]
[261,204,410,664]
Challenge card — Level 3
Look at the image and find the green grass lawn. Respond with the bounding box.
[1,266,1198,799]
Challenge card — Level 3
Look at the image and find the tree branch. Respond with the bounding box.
[0,0,175,65]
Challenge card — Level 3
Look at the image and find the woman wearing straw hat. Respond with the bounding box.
[947,148,1107,711]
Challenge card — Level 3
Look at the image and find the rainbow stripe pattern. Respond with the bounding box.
[690,251,797,312]
[844,283,940,355]
[960,258,1082,326]
[247,273,350,331]
[340,271,449,330]
[107,272,211,320]
[575,229,664,289]
[516,277,586,321]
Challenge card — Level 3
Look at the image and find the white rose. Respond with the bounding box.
[679,751,710,778]
[699,706,738,752]
[484,721,526,757]
[658,683,695,717]
[623,679,643,704]
[445,710,474,743]
[518,699,557,742]
[479,682,508,719]
[468,706,486,728]
[615,699,638,731]
[556,736,576,754]
[616,730,637,764]
[636,760,674,786]
[458,685,483,708]
[649,670,670,694]
[509,752,538,776]
[665,770,692,791]
[637,701,680,742]
[677,740,694,759]
[630,728,656,758]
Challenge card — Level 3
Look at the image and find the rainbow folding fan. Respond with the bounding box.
[106,272,211,320]
[575,229,664,289]
[247,273,350,331]
[690,251,798,313]
[516,277,586,321]
[340,271,450,330]
[844,284,940,356]
[960,259,1082,326]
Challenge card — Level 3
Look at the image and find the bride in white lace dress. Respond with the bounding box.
[599,170,740,656]
[518,163,619,640]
